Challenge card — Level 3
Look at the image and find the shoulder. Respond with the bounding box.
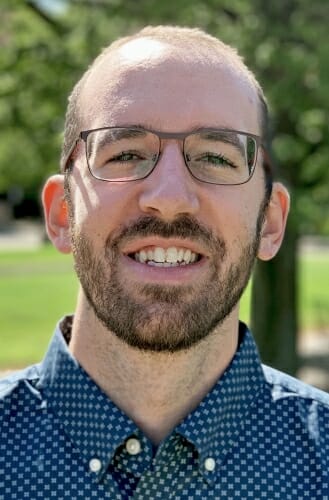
[0,365,42,424]
[0,364,41,396]
[262,364,329,408]
[262,364,329,450]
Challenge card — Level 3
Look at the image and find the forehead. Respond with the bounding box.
[80,38,260,135]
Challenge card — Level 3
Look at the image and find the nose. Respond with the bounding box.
[138,143,200,220]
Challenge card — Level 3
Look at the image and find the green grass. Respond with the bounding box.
[0,245,78,368]
[239,252,329,331]
[299,252,329,331]
[0,245,328,369]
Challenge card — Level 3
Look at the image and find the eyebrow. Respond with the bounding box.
[87,127,148,156]
[131,125,247,158]
[199,130,246,158]
[86,125,247,159]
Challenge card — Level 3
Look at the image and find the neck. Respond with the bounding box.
[69,293,239,445]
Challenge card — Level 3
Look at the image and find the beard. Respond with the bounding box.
[69,208,266,353]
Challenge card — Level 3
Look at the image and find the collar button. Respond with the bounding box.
[204,457,216,472]
[126,437,142,455]
[89,458,102,473]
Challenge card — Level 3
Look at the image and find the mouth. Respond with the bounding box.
[128,245,202,267]
[126,239,203,267]
[120,238,209,286]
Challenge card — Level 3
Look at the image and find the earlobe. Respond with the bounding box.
[42,175,72,254]
[257,182,290,261]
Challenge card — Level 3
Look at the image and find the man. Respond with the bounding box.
[1,26,328,499]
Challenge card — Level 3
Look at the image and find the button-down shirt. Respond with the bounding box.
[0,319,328,499]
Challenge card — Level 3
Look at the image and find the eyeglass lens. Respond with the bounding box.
[85,128,257,184]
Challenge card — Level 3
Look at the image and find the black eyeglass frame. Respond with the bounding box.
[65,126,263,186]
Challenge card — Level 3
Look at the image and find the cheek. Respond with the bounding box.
[227,175,266,231]
[69,174,140,239]
[203,187,259,241]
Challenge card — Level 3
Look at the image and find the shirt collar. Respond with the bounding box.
[37,318,138,481]
[176,322,266,480]
[36,318,265,483]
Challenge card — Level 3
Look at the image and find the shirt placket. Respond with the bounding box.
[132,434,200,499]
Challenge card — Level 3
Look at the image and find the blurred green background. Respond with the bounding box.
[0,244,328,369]
[0,0,328,385]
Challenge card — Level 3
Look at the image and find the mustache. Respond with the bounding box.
[107,215,226,255]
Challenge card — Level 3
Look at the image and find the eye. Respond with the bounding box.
[195,152,237,168]
[110,151,143,162]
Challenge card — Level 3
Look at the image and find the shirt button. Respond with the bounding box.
[89,458,102,472]
[204,457,216,472]
[126,437,142,455]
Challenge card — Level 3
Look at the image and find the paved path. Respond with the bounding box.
[0,220,45,249]
[297,331,329,391]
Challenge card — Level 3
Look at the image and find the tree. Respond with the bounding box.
[246,0,329,373]
[1,0,328,373]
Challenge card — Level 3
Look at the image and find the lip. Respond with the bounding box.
[120,252,208,285]
[121,237,209,257]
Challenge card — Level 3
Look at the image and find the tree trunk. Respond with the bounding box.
[251,220,299,375]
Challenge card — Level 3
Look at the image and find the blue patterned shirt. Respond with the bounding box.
[0,319,328,499]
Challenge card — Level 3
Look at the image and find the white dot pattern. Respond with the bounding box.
[0,319,328,499]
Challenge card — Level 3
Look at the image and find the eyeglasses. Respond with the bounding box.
[68,126,261,185]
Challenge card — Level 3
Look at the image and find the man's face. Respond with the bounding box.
[66,40,268,352]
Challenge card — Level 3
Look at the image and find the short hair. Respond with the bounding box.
[61,25,272,196]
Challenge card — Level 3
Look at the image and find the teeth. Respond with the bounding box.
[133,246,199,265]
[154,247,165,263]
[139,250,147,263]
[190,253,198,262]
[148,261,173,267]
[177,248,184,262]
[183,249,191,263]
[166,247,178,263]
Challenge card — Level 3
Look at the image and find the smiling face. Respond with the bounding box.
[54,39,273,352]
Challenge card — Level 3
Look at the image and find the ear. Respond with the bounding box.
[257,182,290,261]
[42,175,72,254]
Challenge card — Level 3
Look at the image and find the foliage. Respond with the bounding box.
[1,0,328,232]
[1,0,328,374]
